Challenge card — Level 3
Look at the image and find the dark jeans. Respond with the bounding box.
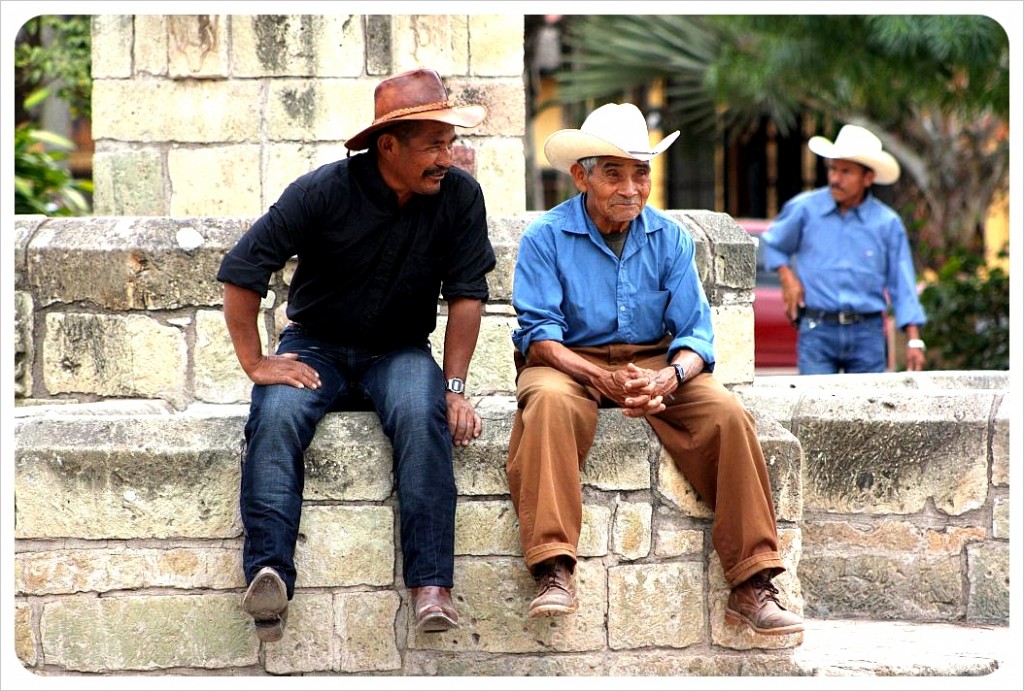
[797,314,886,374]
[240,325,456,598]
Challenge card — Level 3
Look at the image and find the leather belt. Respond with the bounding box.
[803,309,883,325]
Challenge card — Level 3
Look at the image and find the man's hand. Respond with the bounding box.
[446,393,482,447]
[777,265,805,323]
[596,362,671,418]
[905,346,926,372]
[245,352,321,390]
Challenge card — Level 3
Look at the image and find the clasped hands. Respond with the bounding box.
[603,362,675,418]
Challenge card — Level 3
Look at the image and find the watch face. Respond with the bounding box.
[446,377,465,394]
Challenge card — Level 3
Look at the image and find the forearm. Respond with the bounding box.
[442,297,483,380]
[526,339,610,389]
[222,282,264,375]
[669,348,705,386]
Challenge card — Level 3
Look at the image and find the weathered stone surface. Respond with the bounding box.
[42,312,188,404]
[452,399,516,495]
[302,413,395,501]
[455,499,520,555]
[992,394,1009,486]
[14,291,33,398]
[468,15,524,76]
[657,449,713,519]
[608,562,705,649]
[612,500,652,560]
[365,15,391,75]
[92,150,166,216]
[712,303,755,385]
[267,78,374,143]
[476,137,527,215]
[263,593,335,674]
[26,217,252,309]
[41,594,258,672]
[410,557,605,653]
[194,309,269,404]
[794,391,992,515]
[15,547,243,595]
[654,511,704,558]
[134,15,168,76]
[579,504,612,557]
[430,313,519,395]
[90,15,133,78]
[168,145,262,216]
[92,79,263,142]
[167,15,229,77]
[263,142,349,206]
[231,15,364,78]
[294,505,394,588]
[15,415,243,539]
[992,495,1009,539]
[15,601,35,667]
[606,651,800,676]
[390,15,469,75]
[336,591,402,672]
[799,554,963,621]
[802,519,986,556]
[967,542,1010,623]
[583,412,653,490]
[405,651,606,676]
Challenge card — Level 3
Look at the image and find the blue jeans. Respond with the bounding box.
[240,325,456,597]
[797,314,887,374]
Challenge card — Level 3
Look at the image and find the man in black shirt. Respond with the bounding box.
[217,69,495,642]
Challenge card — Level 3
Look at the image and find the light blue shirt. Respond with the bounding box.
[511,195,715,367]
[761,187,927,329]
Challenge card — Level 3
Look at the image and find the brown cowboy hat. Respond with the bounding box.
[345,69,487,152]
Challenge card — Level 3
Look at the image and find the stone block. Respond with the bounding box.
[992,394,1009,486]
[390,16,469,75]
[40,594,258,672]
[41,313,187,404]
[134,15,168,76]
[266,78,374,144]
[294,505,395,588]
[92,78,262,142]
[15,547,243,595]
[409,557,605,653]
[476,136,527,215]
[430,313,518,395]
[92,149,166,216]
[450,78,527,138]
[167,15,229,77]
[263,593,335,674]
[14,291,33,398]
[712,303,755,386]
[992,495,1009,539]
[15,602,35,667]
[583,411,653,490]
[91,16,133,78]
[967,542,1010,624]
[264,142,350,205]
[455,499,520,555]
[26,216,251,310]
[612,500,652,560]
[793,390,992,515]
[608,562,705,650]
[468,15,524,76]
[15,414,243,539]
[168,145,262,216]
[194,309,268,404]
[302,413,396,501]
[579,504,612,557]
[653,509,704,557]
[365,15,391,75]
[336,591,402,673]
[231,14,364,77]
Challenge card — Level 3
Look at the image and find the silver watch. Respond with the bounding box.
[445,377,466,394]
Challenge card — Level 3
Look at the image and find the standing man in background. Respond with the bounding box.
[761,124,927,374]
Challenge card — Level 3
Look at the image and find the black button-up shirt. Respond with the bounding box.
[217,152,495,349]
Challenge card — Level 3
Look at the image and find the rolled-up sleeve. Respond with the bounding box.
[662,231,715,366]
[440,182,495,302]
[511,228,567,356]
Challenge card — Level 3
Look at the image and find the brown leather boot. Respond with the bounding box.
[242,567,289,643]
[411,586,459,632]
[725,570,804,635]
[528,557,578,618]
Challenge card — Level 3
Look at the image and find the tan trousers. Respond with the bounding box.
[506,342,785,587]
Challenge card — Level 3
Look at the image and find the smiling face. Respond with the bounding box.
[376,120,458,206]
[571,156,652,234]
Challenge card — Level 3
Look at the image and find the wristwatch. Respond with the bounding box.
[672,363,687,387]
[907,339,926,351]
[445,377,466,394]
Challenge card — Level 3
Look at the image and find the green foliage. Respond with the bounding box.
[15,15,92,119]
[918,246,1009,370]
[15,119,92,215]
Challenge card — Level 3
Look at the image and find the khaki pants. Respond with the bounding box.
[507,342,785,587]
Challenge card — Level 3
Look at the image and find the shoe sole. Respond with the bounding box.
[724,609,804,636]
[243,568,288,641]
[528,602,578,619]
[416,611,459,633]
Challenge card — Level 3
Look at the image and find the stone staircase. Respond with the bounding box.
[11,212,1015,680]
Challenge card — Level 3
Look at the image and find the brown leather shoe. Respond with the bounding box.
[528,557,578,619]
[725,571,804,636]
[411,586,459,632]
[242,567,289,643]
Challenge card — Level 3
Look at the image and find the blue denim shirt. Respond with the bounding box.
[512,195,715,366]
[761,187,927,329]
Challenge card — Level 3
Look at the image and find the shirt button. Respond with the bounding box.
[619,306,626,312]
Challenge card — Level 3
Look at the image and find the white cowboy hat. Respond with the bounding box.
[807,124,900,185]
[544,103,680,174]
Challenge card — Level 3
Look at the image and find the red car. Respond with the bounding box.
[736,218,799,371]
[738,217,896,373]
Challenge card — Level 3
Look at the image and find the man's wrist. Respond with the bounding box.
[445,377,466,395]
[906,338,926,351]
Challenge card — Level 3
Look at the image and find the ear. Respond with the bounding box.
[570,162,588,193]
[377,132,398,159]
[863,167,876,187]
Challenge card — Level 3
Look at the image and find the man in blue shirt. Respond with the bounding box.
[761,124,927,374]
[507,103,803,636]
[218,69,495,642]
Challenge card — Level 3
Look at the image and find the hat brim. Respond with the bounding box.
[346,104,487,152]
[544,129,680,174]
[808,135,900,185]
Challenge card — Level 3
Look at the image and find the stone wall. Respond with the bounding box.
[13,211,757,409]
[89,14,527,218]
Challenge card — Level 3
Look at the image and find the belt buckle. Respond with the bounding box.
[838,312,855,325]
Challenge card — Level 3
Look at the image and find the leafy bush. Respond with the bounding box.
[15,117,92,215]
[919,246,1009,370]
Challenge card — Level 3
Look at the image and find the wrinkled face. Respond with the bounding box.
[572,156,652,234]
[377,120,457,204]
[826,159,874,211]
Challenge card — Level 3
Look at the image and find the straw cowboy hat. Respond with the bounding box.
[544,103,680,174]
[808,124,900,185]
[345,69,487,152]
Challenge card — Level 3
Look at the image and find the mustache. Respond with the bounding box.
[424,166,449,177]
